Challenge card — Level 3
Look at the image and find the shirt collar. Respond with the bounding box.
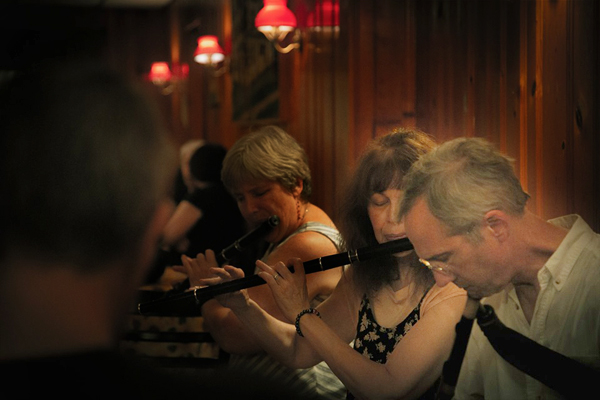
[540,214,592,291]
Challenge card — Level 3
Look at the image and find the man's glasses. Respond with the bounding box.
[419,258,454,276]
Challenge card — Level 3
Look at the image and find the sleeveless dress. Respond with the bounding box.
[228,222,347,400]
[346,287,438,400]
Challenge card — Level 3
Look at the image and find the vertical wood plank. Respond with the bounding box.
[526,0,539,214]
[518,0,530,193]
[374,0,416,130]
[415,0,468,141]
[349,0,376,161]
[499,0,508,153]
[571,0,599,230]
[534,0,545,216]
[540,0,569,220]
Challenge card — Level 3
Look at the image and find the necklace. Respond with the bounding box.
[298,204,309,222]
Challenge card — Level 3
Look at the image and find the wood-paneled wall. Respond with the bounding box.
[100,0,600,231]
[223,0,598,230]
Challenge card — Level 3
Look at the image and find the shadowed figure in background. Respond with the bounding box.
[162,142,245,259]
[148,142,247,285]
[0,59,304,400]
[173,139,204,205]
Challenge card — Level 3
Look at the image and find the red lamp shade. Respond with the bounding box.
[306,0,339,30]
[148,62,172,84]
[173,63,189,79]
[194,35,225,65]
[255,0,297,41]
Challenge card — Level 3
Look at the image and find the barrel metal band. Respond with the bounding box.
[349,249,360,263]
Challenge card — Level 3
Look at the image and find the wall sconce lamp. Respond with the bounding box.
[306,0,340,35]
[255,0,301,54]
[194,35,229,77]
[147,61,189,95]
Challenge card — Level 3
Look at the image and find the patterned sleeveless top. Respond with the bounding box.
[229,221,347,400]
[347,287,438,400]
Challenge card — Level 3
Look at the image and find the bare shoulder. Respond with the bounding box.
[422,283,467,315]
[266,229,339,266]
[266,205,340,265]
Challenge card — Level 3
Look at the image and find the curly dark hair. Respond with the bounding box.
[338,128,437,295]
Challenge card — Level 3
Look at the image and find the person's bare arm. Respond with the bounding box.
[292,280,467,399]
[196,260,358,368]
[161,200,201,250]
[242,258,467,399]
[196,232,341,354]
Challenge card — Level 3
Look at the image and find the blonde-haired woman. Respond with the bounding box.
[183,125,346,399]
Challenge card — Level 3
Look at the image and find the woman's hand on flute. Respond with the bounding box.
[179,251,250,309]
[256,258,311,324]
[199,264,251,310]
[175,249,219,286]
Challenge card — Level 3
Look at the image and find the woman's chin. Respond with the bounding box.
[392,249,414,259]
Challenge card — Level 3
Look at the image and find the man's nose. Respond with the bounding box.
[433,271,455,287]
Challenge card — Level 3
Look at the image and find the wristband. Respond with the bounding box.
[295,308,321,337]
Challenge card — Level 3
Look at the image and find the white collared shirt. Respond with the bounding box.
[454,215,600,400]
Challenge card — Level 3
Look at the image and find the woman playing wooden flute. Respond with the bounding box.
[187,128,467,399]
[182,125,345,399]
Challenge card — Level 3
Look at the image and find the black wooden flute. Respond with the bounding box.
[435,297,480,400]
[216,214,280,265]
[170,214,280,293]
[137,237,414,315]
[436,298,600,399]
[475,303,599,398]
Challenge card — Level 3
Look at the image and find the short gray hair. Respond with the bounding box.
[400,137,530,240]
[221,125,312,200]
